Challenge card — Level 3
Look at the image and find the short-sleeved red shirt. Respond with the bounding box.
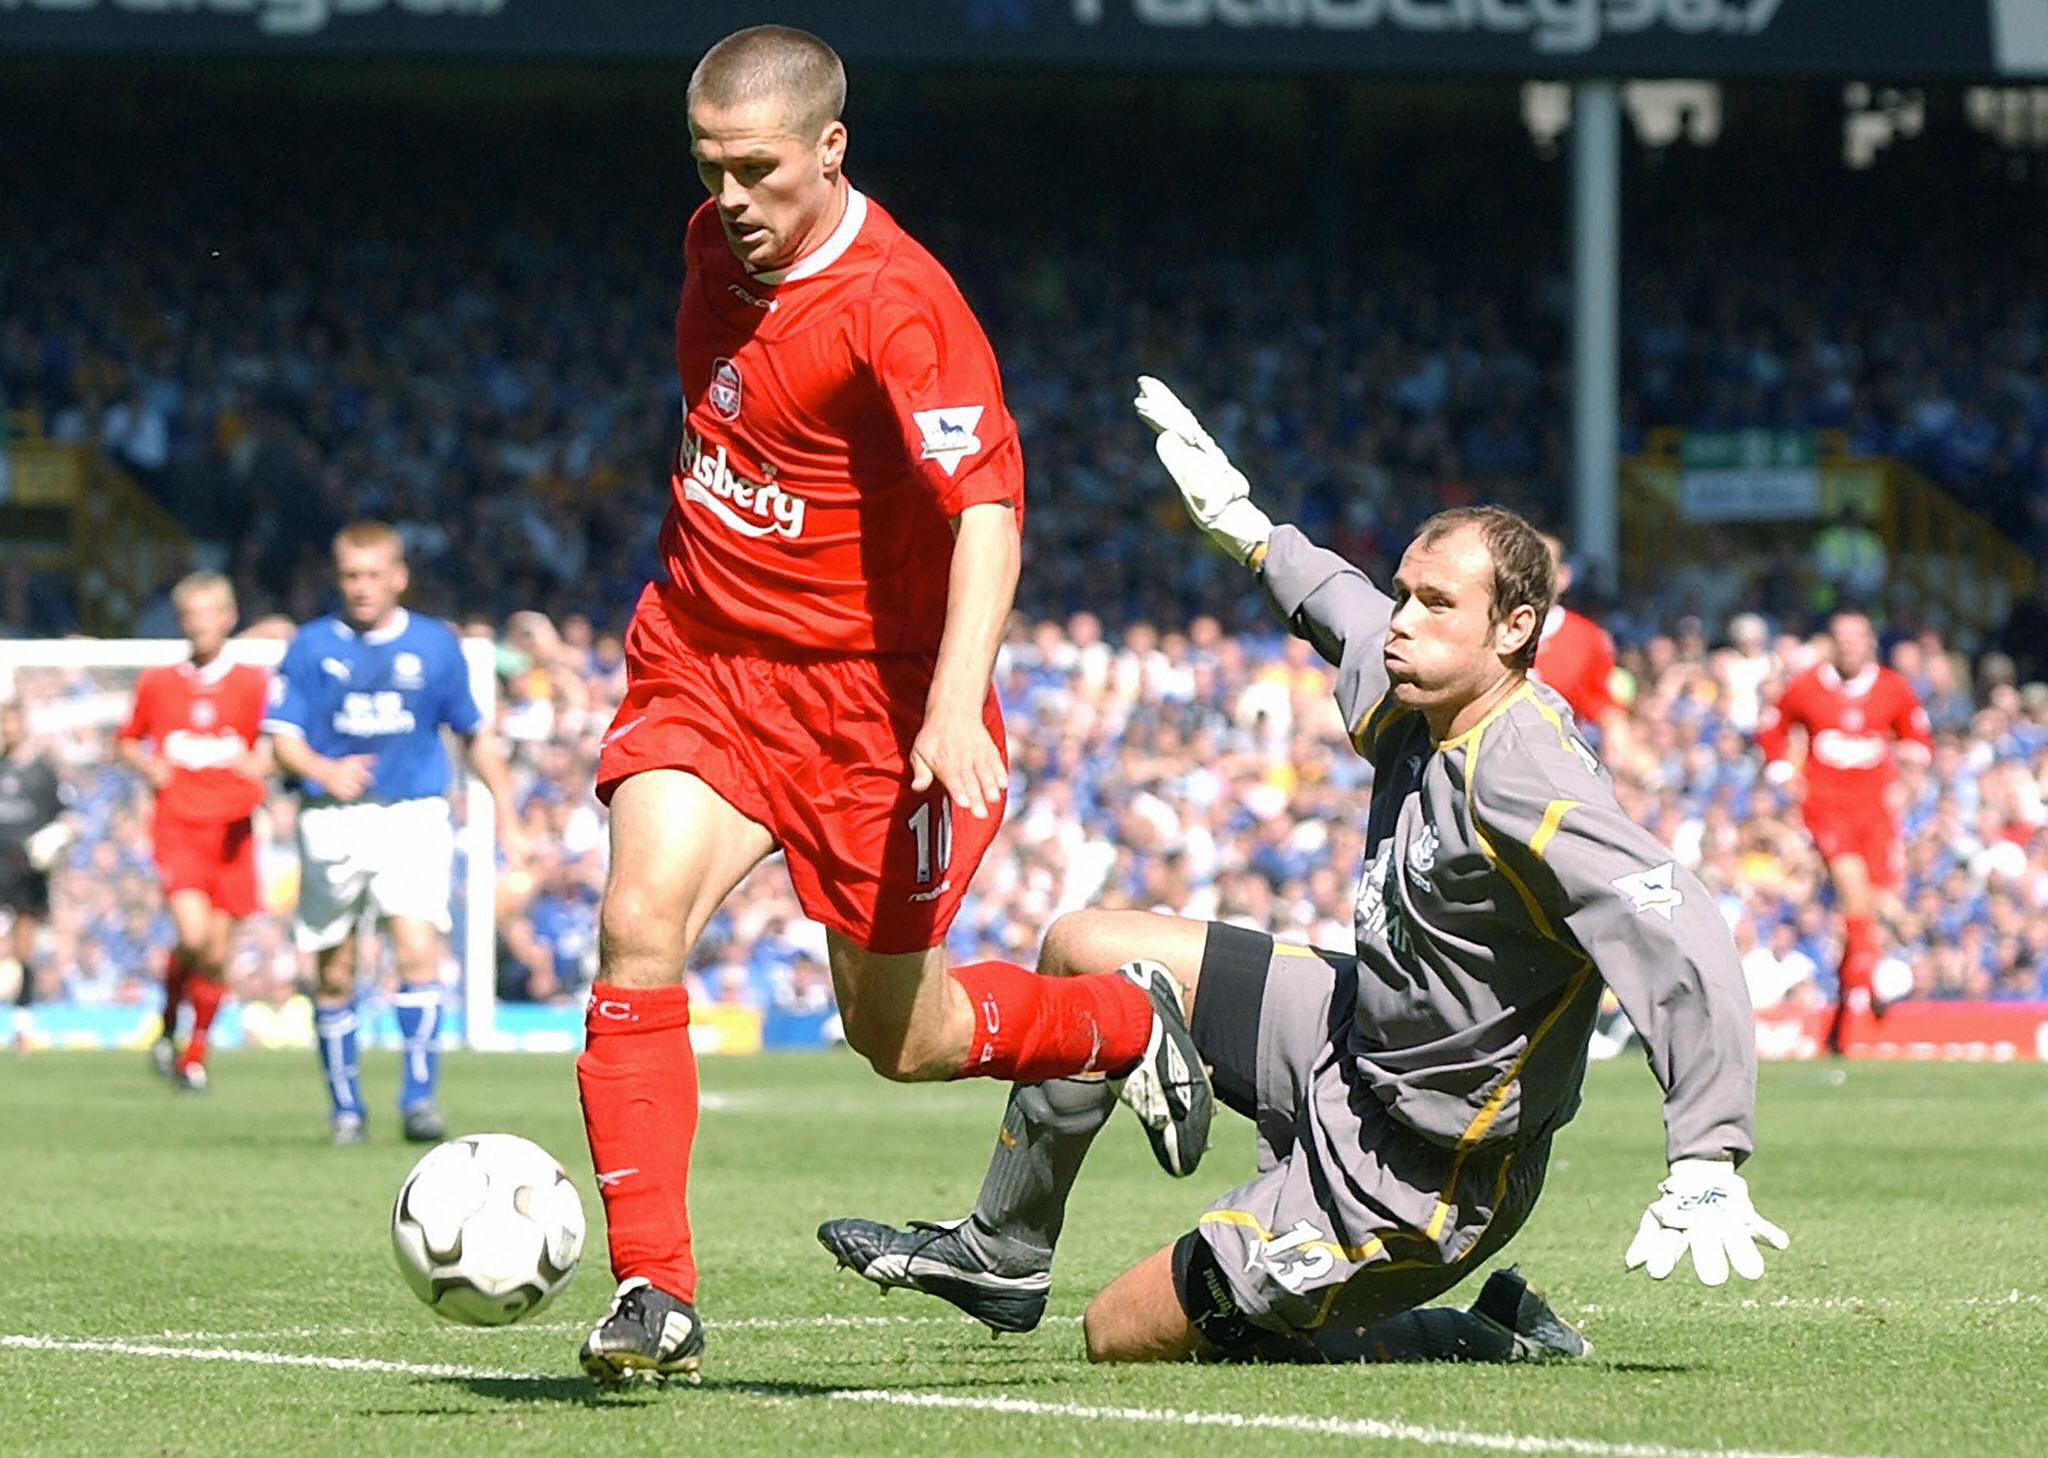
[661,187,1024,656]
[118,658,268,823]
[1756,663,1932,810]
[1532,606,1617,726]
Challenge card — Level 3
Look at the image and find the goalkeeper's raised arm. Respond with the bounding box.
[1135,375,1394,755]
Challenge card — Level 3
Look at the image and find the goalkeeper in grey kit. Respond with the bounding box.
[820,378,1788,1363]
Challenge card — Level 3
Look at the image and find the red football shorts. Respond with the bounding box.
[153,812,260,918]
[1802,800,1899,889]
[596,587,1007,956]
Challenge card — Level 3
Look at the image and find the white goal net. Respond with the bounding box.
[0,636,503,1049]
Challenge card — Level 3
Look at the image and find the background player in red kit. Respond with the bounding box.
[1532,532,1629,754]
[575,25,1209,1387]
[117,572,269,1091]
[1756,610,1931,1055]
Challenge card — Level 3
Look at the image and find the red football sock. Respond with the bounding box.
[1826,916,1879,1055]
[179,978,224,1071]
[162,948,194,1035]
[949,961,1154,1083]
[577,982,700,1303]
[1838,916,1877,1010]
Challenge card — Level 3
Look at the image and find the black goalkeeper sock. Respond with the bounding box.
[1308,1305,1519,1364]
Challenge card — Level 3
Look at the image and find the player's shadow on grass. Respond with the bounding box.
[1593,1360,1700,1375]
[434,1373,1013,1407]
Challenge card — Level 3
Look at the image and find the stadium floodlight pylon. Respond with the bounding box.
[0,635,504,1049]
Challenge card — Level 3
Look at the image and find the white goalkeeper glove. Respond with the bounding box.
[1625,1158,1789,1287]
[1132,376,1273,565]
[23,820,72,874]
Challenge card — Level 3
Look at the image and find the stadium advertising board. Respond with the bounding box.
[1678,429,1822,522]
[2,0,2047,77]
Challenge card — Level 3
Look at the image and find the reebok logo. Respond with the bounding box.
[601,715,645,749]
[912,406,985,477]
[679,429,808,540]
[594,1167,639,1188]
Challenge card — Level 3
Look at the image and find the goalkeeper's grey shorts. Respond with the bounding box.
[1179,924,1552,1339]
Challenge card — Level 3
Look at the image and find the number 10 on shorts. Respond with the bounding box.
[907,798,953,885]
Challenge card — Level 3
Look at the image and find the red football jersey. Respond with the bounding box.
[1532,606,1617,725]
[1755,663,1932,809]
[118,659,268,823]
[661,188,1025,656]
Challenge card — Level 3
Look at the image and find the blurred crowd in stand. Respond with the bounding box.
[8,603,2046,1031]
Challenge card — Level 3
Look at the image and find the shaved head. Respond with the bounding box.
[689,25,845,142]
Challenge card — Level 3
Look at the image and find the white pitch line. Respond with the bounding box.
[3,1333,1873,1458]
[0,1335,527,1382]
[829,1390,1872,1458]
[1574,1292,2041,1317]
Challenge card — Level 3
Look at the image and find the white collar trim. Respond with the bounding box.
[338,608,412,646]
[179,655,235,685]
[750,187,867,286]
[1818,662,1878,696]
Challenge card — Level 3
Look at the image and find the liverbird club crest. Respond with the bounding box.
[708,358,742,421]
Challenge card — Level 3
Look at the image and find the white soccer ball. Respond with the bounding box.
[390,1133,586,1327]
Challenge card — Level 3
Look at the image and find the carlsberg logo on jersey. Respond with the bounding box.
[678,429,807,540]
[1811,728,1886,770]
[163,729,247,771]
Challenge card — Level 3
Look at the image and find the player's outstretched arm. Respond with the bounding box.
[1477,725,1788,1286]
[1134,376,1392,735]
[1133,375,1272,566]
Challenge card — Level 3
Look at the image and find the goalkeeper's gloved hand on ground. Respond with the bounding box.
[1132,376,1273,566]
[1625,1158,1790,1287]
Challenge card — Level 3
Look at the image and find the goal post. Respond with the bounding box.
[0,635,503,1050]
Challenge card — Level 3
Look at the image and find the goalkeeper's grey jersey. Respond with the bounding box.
[1258,525,1756,1165]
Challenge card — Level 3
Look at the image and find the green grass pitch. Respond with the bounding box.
[3,1048,2043,1457]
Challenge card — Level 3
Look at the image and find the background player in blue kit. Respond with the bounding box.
[264,521,523,1145]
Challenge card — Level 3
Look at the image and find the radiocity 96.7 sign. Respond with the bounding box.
[1,0,2044,77]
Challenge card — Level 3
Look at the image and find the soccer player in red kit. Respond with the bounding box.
[117,572,269,1092]
[1532,533,1628,752]
[1755,611,1931,1056]
[575,25,1209,1386]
